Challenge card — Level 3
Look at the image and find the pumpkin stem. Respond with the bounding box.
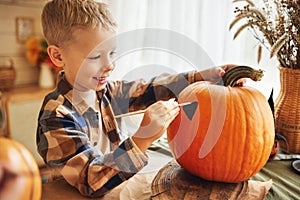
[219,65,264,87]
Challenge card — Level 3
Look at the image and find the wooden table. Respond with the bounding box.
[42,159,300,199]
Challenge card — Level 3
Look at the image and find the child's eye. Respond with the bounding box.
[88,55,101,60]
[110,51,117,57]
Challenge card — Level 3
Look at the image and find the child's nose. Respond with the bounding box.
[101,57,114,72]
[103,64,114,73]
[102,54,113,67]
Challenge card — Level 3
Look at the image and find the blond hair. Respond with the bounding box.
[41,0,116,47]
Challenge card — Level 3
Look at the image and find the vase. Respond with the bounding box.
[274,66,300,153]
[39,62,54,89]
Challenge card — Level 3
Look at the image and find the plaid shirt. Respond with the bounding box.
[37,70,198,197]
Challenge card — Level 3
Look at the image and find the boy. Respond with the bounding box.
[37,0,236,197]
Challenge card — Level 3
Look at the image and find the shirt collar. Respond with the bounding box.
[56,71,101,115]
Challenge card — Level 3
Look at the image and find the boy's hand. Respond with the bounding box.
[132,99,180,152]
[218,64,247,86]
[197,64,246,85]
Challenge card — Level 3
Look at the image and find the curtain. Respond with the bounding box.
[106,0,280,99]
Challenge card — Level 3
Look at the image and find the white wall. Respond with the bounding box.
[0,1,45,86]
[0,1,281,99]
[108,0,280,99]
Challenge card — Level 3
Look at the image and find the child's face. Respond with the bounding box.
[60,26,116,91]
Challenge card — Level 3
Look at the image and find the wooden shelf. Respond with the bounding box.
[1,84,54,133]
[2,84,54,103]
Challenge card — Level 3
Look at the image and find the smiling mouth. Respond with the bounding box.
[93,77,107,84]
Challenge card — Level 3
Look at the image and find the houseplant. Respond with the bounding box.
[230,0,300,153]
[25,37,60,88]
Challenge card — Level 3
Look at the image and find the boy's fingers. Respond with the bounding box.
[164,104,180,125]
[168,107,180,121]
[236,78,247,86]
[153,99,178,115]
[222,64,237,71]
[217,67,225,77]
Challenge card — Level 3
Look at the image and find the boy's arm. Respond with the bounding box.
[108,66,228,113]
[108,71,198,114]
[37,114,147,197]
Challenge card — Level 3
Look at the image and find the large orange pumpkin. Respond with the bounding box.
[0,137,42,200]
[167,82,275,183]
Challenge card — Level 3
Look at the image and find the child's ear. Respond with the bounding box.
[47,45,64,68]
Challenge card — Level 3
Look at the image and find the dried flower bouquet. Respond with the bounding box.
[230,0,300,69]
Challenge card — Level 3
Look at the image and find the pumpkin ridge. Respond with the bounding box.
[241,89,272,179]
[251,92,274,176]
[221,87,235,181]
[239,89,261,181]
[240,89,255,181]
[251,90,266,177]
[231,88,248,182]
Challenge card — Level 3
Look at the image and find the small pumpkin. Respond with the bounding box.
[0,136,42,200]
[167,67,274,183]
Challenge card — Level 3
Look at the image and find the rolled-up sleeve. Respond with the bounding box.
[108,71,198,114]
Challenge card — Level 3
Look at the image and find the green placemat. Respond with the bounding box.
[252,160,300,200]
